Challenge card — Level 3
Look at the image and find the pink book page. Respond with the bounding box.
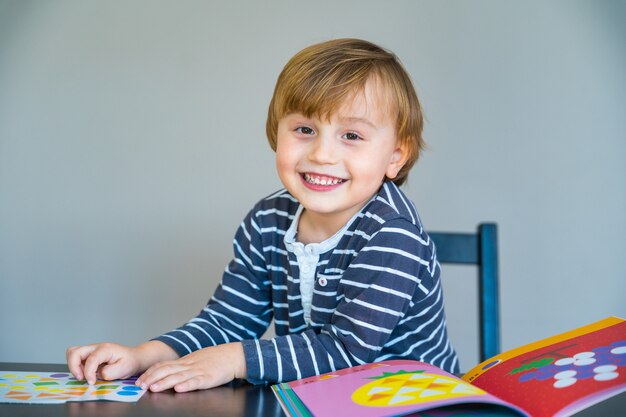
[290,361,527,417]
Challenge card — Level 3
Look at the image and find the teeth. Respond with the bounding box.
[304,173,344,186]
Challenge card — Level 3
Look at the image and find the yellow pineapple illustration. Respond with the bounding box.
[352,370,485,407]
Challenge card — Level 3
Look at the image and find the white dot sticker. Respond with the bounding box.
[555,370,577,379]
[594,372,619,381]
[610,346,626,355]
[594,365,617,373]
[554,378,577,388]
[574,358,596,366]
[554,358,575,366]
[573,352,595,359]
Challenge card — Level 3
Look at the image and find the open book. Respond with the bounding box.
[272,316,626,417]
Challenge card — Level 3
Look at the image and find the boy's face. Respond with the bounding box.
[275,78,407,233]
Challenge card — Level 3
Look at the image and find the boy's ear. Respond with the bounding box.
[385,142,410,180]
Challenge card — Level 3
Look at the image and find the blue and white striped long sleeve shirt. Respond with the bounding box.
[154,181,459,383]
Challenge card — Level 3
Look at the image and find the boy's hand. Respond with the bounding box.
[136,342,246,392]
[66,343,141,385]
[66,341,178,385]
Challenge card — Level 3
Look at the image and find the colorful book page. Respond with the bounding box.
[0,371,146,404]
[464,318,626,417]
[272,383,313,417]
[288,361,394,388]
[289,361,527,417]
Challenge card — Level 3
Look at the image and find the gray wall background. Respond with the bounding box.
[1,0,624,372]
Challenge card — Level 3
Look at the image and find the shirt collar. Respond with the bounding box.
[283,204,359,256]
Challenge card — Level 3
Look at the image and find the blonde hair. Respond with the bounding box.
[266,38,424,186]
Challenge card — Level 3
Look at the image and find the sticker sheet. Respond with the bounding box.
[0,371,146,404]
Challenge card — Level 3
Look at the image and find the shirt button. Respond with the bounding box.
[318,277,328,287]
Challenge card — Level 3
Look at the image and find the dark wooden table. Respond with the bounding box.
[1,362,624,416]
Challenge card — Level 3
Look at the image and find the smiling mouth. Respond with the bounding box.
[302,173,346,186]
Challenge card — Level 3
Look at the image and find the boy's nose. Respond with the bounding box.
[308,136,338,164]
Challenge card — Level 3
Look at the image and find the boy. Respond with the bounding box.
[66,38,459,392]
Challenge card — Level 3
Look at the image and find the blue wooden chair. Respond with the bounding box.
[428,223,500,362]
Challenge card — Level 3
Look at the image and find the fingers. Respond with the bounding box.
[136,361,179,391]
[67,343,128,385]
[137,362,207,393]
[66,345,97,381]
[135,345,241,393]
[98,361,132,382]
[171,375,205,393]
[82,345,115,385]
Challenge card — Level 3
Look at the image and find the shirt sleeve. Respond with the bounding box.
[153,208,273,357]
[242,218,448,384]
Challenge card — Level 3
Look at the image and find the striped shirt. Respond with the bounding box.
[155,181,459,383]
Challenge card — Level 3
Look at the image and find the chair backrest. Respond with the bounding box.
[427,223,500,363]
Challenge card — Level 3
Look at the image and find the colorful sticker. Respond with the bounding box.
[0,371,145,404]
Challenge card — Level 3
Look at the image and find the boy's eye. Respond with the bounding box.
[295,126,315,135]
[342,132,362,141]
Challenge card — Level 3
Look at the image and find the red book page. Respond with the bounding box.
[469,321,626,417]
